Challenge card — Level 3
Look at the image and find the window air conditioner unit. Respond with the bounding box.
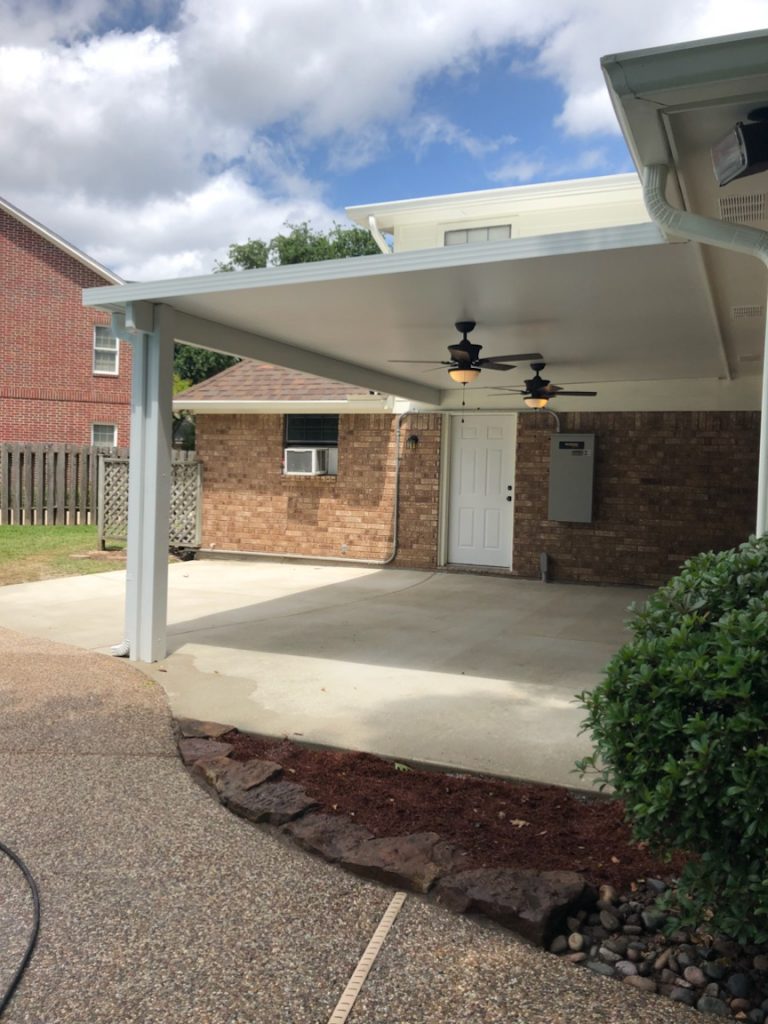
[284,447,330,475]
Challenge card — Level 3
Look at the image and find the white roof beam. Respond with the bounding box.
[170,309,441,405]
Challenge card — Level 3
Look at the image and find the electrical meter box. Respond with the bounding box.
[548,433,596,523]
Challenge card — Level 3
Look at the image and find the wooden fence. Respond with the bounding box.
[0,444,128,525]
[0,444,197,528]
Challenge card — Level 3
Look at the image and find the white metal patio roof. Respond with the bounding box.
[84,220,759,412]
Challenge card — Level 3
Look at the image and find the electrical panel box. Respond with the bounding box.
[548,433,596,523]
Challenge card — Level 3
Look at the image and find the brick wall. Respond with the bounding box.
[196,412,442,565]
[0,207,132,444]
[393,413,442,568]
[513,411,759,586]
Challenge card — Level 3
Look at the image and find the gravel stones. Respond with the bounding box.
[697,994,731,1016]
[545,876,768,1020]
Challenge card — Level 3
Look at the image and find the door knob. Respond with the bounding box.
[506,496,512,502]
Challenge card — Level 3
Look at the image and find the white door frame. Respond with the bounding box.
[438,411,518,571]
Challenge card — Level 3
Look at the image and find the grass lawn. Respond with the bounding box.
[0,525,126,586]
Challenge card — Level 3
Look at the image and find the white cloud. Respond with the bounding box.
[12,172,337,280]
[1,0,767,277]
[402,114,516,160]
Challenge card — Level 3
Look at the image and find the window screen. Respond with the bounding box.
[285,415,339,446]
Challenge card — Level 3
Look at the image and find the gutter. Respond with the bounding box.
[642,164,768,535]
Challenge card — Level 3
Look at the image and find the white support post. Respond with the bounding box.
[124,303,175,661]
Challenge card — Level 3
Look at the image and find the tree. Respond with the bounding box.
[174,221,380,386]
[173,346,239,386]
[216,221,380,271]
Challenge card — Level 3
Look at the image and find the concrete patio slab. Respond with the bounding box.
[0,559,649,788]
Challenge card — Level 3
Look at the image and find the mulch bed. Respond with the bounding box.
[222,731,686,892]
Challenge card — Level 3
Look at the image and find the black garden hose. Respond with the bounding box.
[0,841,40,1019]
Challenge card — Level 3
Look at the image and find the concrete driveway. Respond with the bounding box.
[0,558,648,788]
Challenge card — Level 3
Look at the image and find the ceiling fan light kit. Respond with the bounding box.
[448,366,481,383]
[387,320,542,387]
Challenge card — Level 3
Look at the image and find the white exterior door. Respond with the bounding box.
[448,415,516,568]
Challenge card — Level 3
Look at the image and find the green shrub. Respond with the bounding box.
[576,536,768,942]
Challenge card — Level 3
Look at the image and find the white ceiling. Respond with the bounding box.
[85,220,760,412]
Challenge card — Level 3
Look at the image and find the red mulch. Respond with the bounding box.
[223,731,686,892]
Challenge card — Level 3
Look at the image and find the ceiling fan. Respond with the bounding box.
[389,321,542,384]
[497,362,598,407]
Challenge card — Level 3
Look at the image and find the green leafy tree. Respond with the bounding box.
[217,221,380,271]
[577,536,768,942]
[173,347,239,387]
[175,222,379,385]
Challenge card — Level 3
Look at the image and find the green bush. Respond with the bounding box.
[576,536,768,942]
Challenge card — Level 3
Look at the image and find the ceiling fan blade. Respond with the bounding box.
[388,359,444,364]
[478,362,517,371]
[552,390,598,397]
[481,351,543,364]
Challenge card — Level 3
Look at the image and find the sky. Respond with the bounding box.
[2,0,768,281]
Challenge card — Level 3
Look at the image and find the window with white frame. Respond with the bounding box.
[444,224,512,246]
[93,325,119,374]
[284,414,339,475]
[92,423,117,447]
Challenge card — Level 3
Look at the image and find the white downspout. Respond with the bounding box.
[643,164,768,536]
[367,215,392,255]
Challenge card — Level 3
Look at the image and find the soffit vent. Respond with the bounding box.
[731,305,765,320]
[719,193,767,223]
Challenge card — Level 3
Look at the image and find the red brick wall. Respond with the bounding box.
[0,207,131,444]
[513,411,759,587]
[196,412,442,565]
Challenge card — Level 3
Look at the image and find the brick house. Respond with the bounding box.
[0,197,131,446]
[178,360,758,588]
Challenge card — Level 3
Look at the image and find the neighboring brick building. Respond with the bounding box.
[0,197,131,446]
[178,361,757,587]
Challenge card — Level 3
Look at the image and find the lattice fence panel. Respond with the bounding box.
[99,457,201,548]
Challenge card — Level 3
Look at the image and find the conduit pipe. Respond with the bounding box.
[643,164,768,536]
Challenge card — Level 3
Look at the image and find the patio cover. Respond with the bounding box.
[83,30,768,661]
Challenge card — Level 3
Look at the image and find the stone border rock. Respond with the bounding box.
[177,722,593,948]
[177,720,768,1021]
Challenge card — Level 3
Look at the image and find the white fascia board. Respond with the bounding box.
[345,174,643,232]
[0,195,123,285]
[602,29,768,99]
[173,399,395,414]
[83,221,667,310]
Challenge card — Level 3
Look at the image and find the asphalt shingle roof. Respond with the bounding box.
[178,360,374,402]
